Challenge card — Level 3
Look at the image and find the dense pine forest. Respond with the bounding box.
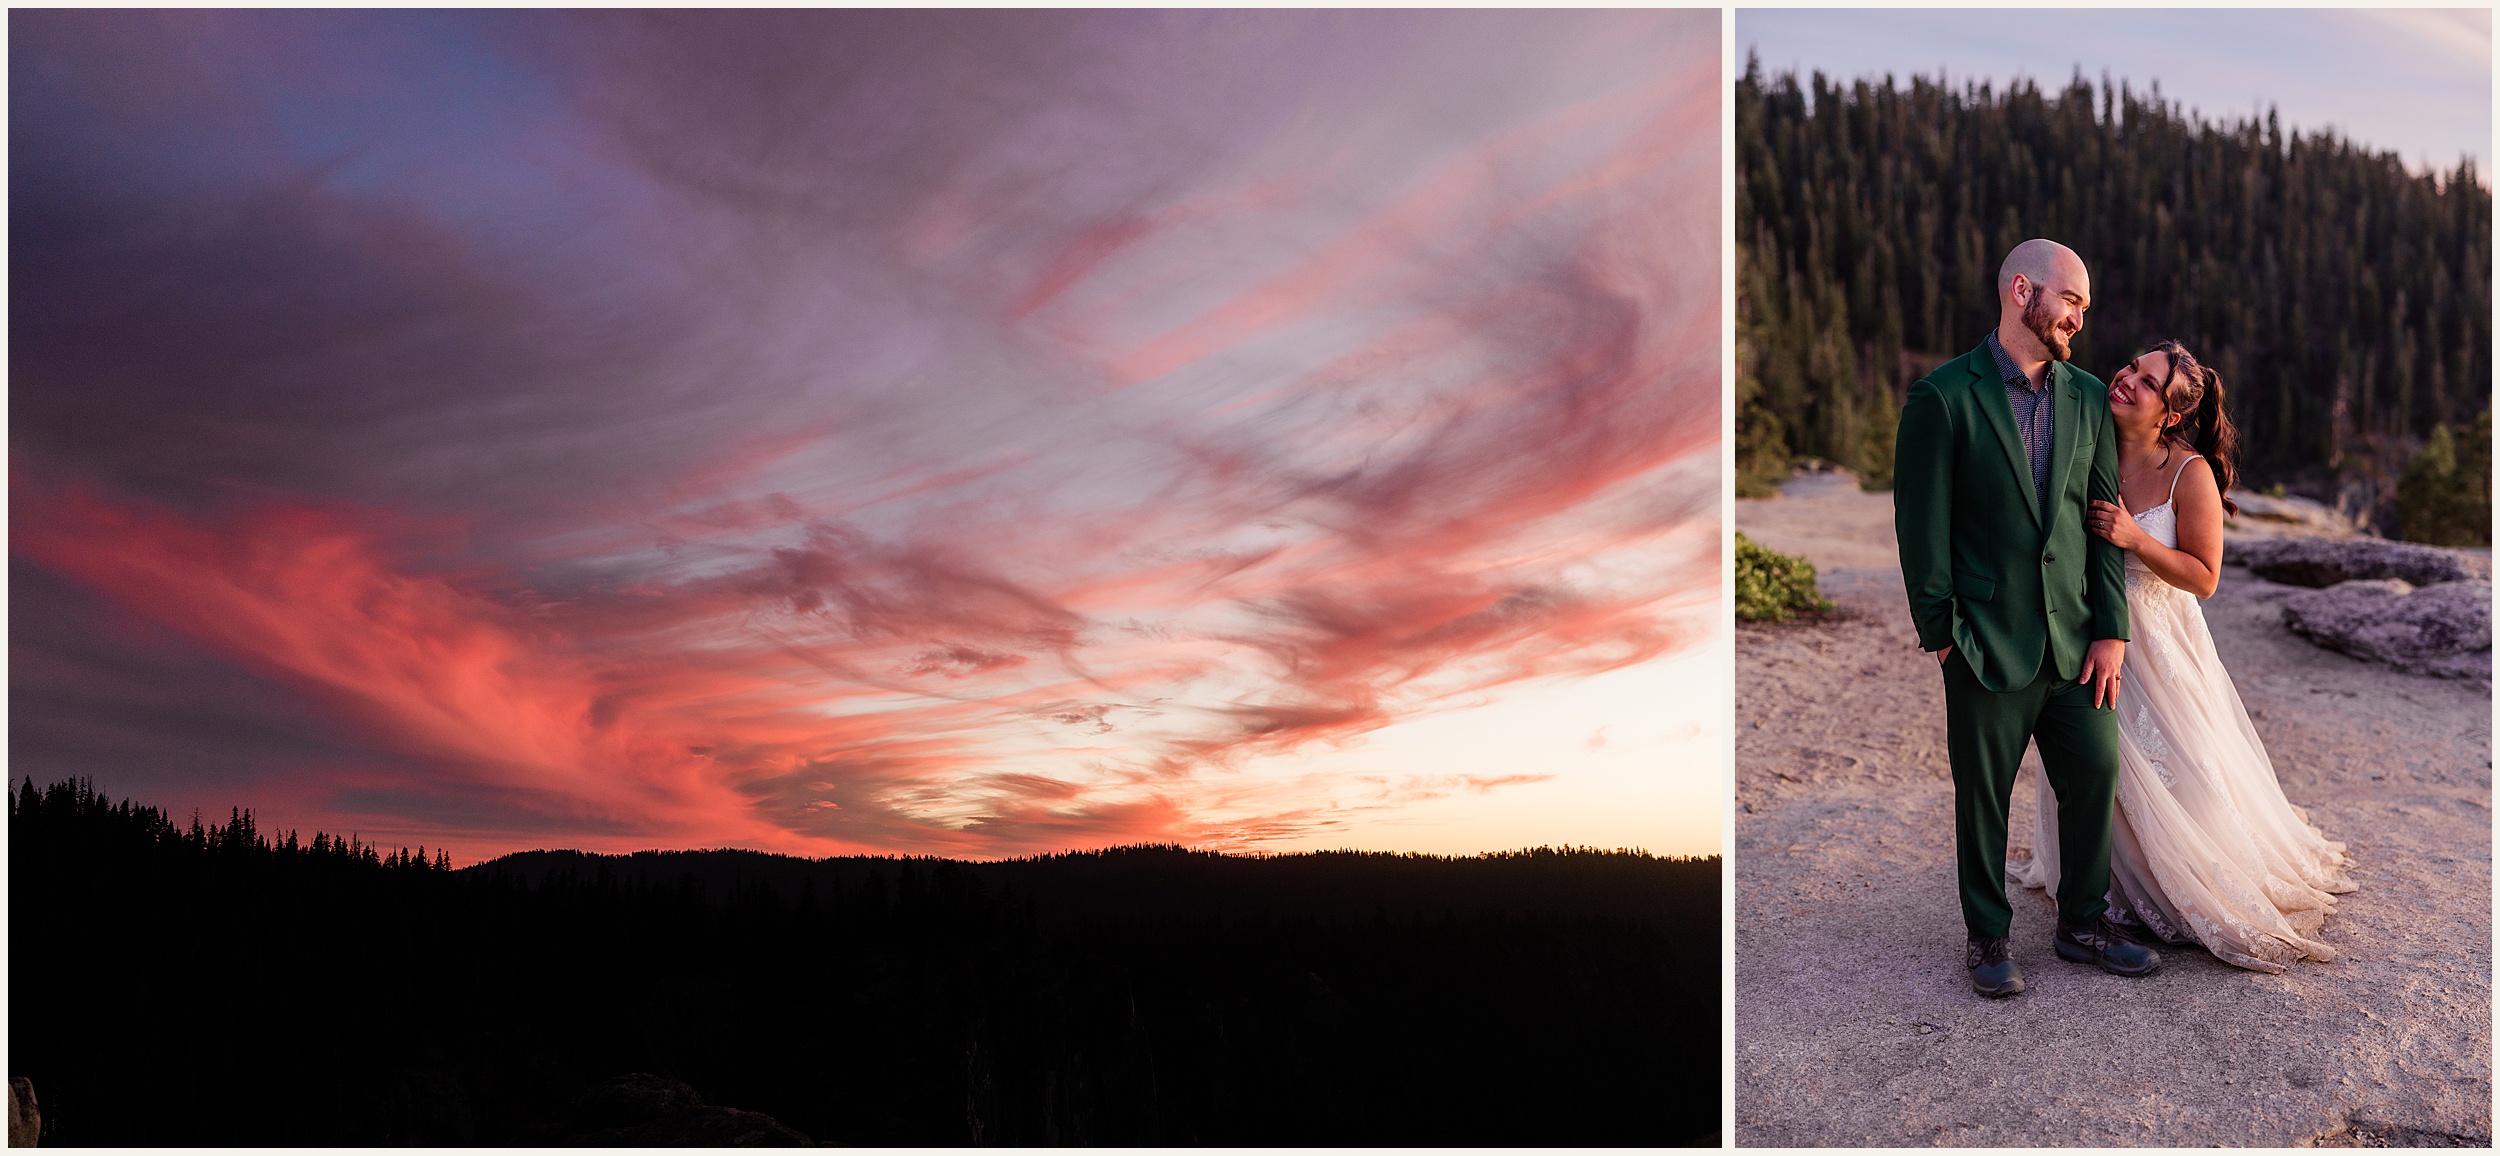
[1737,59,2491,539]
[10,778,1718,1146]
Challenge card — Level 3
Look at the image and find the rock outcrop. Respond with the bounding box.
[2225,490,2359,539]
[2228,537,2488,588]
[2224,538,2494,683]
[538,1073,813,1146]
[2281,579,2493,682]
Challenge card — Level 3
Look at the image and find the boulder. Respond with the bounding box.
[540,1073,813,1147]
[10,1077,37,1147]
[2281,579,2492,680]
[2228,537,2487,588]
[2223,490,2358,539]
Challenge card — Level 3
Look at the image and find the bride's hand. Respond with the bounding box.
[2088,498,2146,550]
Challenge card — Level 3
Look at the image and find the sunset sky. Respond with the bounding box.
[11,11,1724,862]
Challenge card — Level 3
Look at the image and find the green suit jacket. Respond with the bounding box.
[1894,342,2130,692]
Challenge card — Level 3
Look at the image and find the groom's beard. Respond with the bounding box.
[2023,294,2074,361]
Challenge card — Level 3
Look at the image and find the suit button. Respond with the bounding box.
[2044,554,2057,563]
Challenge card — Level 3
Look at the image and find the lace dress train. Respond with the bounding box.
[2011,460,2356,972]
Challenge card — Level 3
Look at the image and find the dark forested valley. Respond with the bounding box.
[1737,59,2491,535]
[10,778,1718,1146]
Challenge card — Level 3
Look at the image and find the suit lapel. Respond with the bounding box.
[1967,350,2042,530]
[2042,364,2082,537]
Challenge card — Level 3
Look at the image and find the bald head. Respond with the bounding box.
[1998,238,2087,296]
[1996,238,2090,365]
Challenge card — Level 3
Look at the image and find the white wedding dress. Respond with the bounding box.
[2012,455,2357,972]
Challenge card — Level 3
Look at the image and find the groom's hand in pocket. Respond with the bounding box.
[2079,639,2126,708]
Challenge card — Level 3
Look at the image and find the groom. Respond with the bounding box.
[1894,238,2160,997]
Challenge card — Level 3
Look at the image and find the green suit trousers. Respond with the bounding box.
[1942,652,2120,938]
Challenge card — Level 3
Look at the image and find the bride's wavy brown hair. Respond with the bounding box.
[2145,339,2240,516]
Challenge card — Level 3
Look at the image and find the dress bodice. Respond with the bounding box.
[2132,499,2180,548]
[2122,454,2196,579]
[2123,501,2180,585]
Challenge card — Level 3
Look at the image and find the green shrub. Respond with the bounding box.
[1735,396,1791,499]
[1735,532,1834,622]
[2396,410,2492,547]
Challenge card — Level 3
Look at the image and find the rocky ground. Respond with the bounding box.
[1734,471,2493,1148]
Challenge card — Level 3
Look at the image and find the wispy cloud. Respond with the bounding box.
[2352,9,2492,70]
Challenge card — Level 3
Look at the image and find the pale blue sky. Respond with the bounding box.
[1741,9,2491,174]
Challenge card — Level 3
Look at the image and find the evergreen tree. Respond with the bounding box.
[2396,410,2494,546]
[1737,56,2492,523]
[11,778,1718,1147]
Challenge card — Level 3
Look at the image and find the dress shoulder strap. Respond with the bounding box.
[2167,453,2206,503]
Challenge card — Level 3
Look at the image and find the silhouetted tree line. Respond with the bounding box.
[1737,57,2491,534]
[12,778,1717,1146]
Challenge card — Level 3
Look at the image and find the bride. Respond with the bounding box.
[2011,339,2356,972]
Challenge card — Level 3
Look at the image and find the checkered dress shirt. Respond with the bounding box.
[1985,331,2055,516]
